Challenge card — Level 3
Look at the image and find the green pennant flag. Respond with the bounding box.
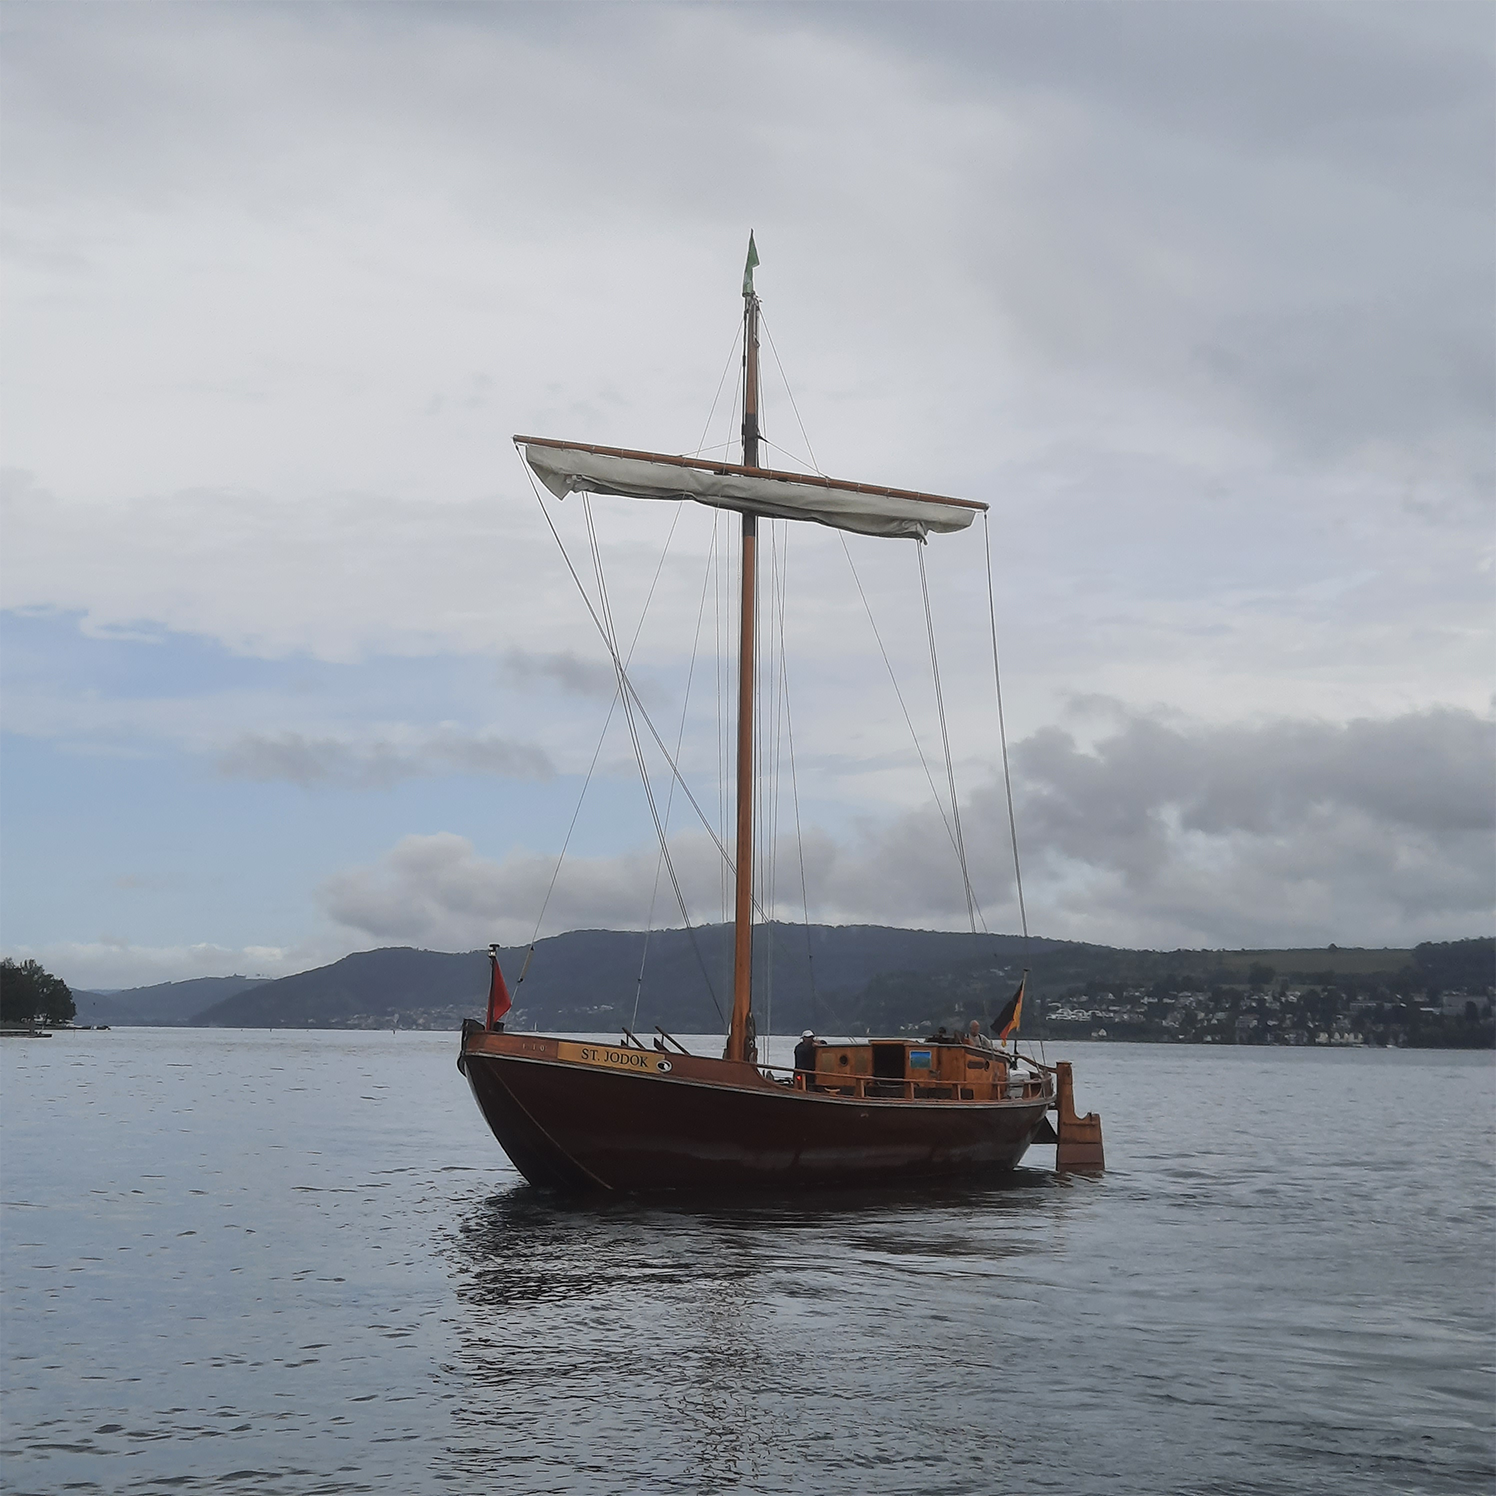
[742,232,760,297]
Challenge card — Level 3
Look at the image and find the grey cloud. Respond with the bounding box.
[431,734,554,780]
[820,2,1493,203]
[12,5,1487,476]
[1011,707,1492,848]
[216,730,553,788]
[317,708,1493,951]
[814,705,1495,945]
[496,648,617,700]
[1014,707,1491,942]
[822,5,1494,468]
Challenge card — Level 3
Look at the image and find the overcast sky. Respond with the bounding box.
[2,2,1491,991]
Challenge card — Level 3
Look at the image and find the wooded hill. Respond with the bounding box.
[75,926,1488,1037]
[189,926,1050,1033]
[71,975,267,1027]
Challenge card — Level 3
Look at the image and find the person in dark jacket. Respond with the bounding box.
[794,1030,820,1088]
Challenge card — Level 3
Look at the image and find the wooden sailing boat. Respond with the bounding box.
[457,240,1103,1191]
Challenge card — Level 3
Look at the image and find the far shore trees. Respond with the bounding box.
[0,958,75,1025]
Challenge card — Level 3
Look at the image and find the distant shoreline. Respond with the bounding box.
[55,931,1492,1050]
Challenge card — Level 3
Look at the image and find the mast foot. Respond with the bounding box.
[1054,1061,1104,1172]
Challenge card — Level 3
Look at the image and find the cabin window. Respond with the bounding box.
[908,1050,933,1071]
[870,1044,905,1079]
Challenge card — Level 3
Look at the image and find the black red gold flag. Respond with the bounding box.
[994,974,1025,1040]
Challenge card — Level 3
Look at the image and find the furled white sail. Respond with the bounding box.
[519,437,983,540]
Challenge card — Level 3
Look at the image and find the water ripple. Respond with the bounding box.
[1,1031,1491,1494]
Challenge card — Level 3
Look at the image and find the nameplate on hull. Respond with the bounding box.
[555,1040,675,1076]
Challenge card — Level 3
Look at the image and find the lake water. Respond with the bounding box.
[2,1030,1492,1495]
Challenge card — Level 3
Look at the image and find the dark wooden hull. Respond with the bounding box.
[458,1030,1053,1192]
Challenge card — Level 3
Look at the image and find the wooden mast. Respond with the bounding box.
[727,247,761,1063]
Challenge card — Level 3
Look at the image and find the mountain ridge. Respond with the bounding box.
[72,974,269,1026]
[177,924,1482,1035]
[189,925,1055,1032]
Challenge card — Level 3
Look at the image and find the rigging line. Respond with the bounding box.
[982,513,1039,1069]
[765,526,789,1041]
[751,513,768,1034]
[519,496,686,972]
[982,512,1029,945]
[632,504,687,653]
[520,687,618,979]
[772,531,788,900]
[917,542,977,934]
[585,505,726,1034]
[754,306,818,1033]
[518,452,754,895]
[778,625,821,1021]
[837,532,963,860]
[759,438,824,473]
[584,497,724,1024]
[714,509,728,926]
[715,509,741,926]
[692,319,744,458]
[761,520,790,1046]
[722,514,734,923]
[758,309,822,475]
[634,520,719,1030]
[725,329,743,465]
[772,522,826,1032]
[757,524,772,913]
[582,497,673,893]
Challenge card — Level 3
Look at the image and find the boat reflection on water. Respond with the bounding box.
[434,1172,1084,1490]
[445,1170,1069,1305]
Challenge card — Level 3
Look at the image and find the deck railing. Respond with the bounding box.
[754,1061,1052,1104]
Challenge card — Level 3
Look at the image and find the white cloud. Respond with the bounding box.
[0,469,585,665]
[317,830,737,951]
[1,5,1490,964]
[318,707,1493,953]
[7,937,333,992]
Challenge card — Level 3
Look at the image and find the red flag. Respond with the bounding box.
[994,974,1025,1041]
[486,945,512,1030]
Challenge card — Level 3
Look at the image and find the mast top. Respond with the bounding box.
[743,232,760,300]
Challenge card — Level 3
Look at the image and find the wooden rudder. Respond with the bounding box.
[1054,1061,1105,1172]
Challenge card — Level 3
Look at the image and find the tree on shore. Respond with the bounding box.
[0,959,75,1024]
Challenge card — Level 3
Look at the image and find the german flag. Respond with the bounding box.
[993,974,1025,1041]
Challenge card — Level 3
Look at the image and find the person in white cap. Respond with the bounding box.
[794,1029,820,1087]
